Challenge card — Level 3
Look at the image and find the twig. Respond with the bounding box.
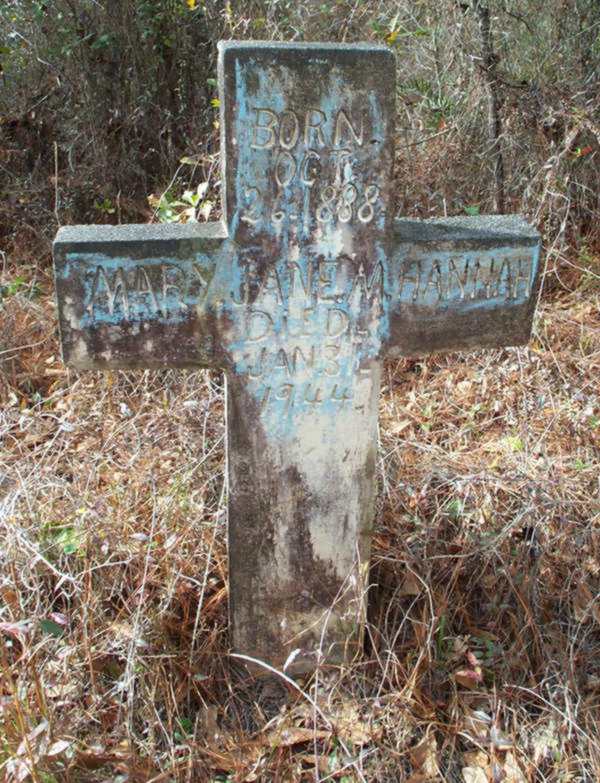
[230,653,333,728]
[398,127,454,149]
[53,141,60,227]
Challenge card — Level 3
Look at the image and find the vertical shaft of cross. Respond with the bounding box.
[226,367,382,669]
[218,42,395,671]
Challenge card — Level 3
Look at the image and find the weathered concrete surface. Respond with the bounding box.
[219,41,395,671]
[55,216,541,369]
[53,222,228,369]
[388,215,541,355]
[52,40,542,676]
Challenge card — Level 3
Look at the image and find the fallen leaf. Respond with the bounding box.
[283,648,302,671]
[17,719,48,757]
[455,669,483,689]
[47,739,71,756]
[462,750,492,783]
[410,733,439,778]
[400,571,423,596]
[490,723,513,751]
[462,708,491,742]
[391,418,412,435]
[466,651,480,669]
[573,581,600,625]
[40,618,65,638]
[462,766,488,783]
[269,726,330,748]
[531,720,559,764]
[463,750,490,767]
[5,757,32,782]
[331,699,381,745]
[299,753,331,774]
[502,751,527,783]
[0,621,31,647]
[199,200,213,221]
[0,589,20,612]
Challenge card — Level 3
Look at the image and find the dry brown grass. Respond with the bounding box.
[1,237,599,781]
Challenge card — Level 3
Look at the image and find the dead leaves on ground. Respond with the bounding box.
[200,698,384,781]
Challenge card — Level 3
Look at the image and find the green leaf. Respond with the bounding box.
[506,435,524,452]
[446,498,463,520]
[463,205,480,216]
[40,619,65,638]
[55,527,81,555]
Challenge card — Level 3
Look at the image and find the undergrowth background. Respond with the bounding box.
[1,1,599,781]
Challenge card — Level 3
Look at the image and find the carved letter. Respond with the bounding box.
[292,345,315,373]
[332,149,352,186]
[318,260,339,302]
[304,109,327,147]
[274,150,297,188]
[88,266,129,318]
[259,385,272,410]
[331,385,352,403]
[273,348,292,376]
[232,263,255,306]
[247,310,273,342]
[323,343,341,376]
[162,265,186,312]
[248,347,267,379]
[275,383,295,412]
[191,263,213,302]
[509,257,531,299]
[304,385,323,405]
[499,259,514,299]
[326,308,349,338]
[424,261,445,301]
[467,259,482,299]
[349,261,385,303]
[251,109,278,149]
[134,266,159,315]
[258,268,284,305]
[279,110,300,150]
[398,261,422,302]
[447,258,469,300]
[288,262,312,301]
[300,150,320,187]
[334,109,363,147]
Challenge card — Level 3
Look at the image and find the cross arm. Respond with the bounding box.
[53,222,229,370]
[386,214,541,357]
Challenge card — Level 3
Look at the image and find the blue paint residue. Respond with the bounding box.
[219,56,394,435]
[391,245,537,310]
[63,252,216,327]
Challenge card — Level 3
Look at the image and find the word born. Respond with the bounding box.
[251,107,364,151]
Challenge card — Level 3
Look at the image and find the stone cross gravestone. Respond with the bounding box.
[54,41,541,674]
